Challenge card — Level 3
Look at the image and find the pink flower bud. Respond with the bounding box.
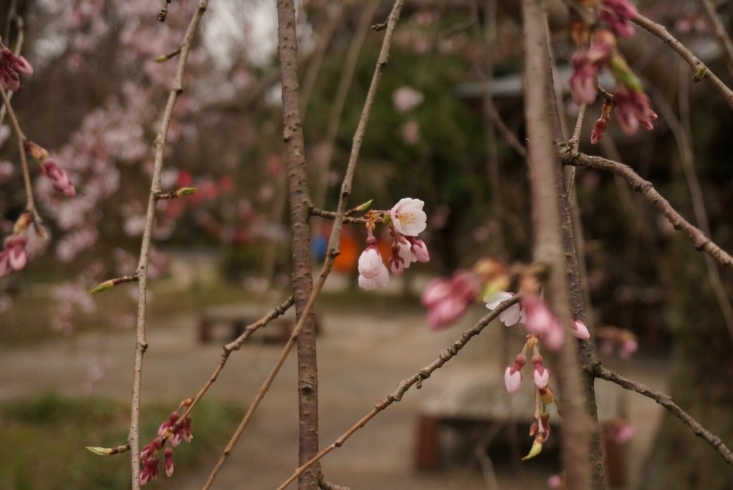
[358,238,384,279]
[4,235,27,271]
[572,320,591,340]
[619,338,638,359]
[164,447,175,477]
[504,366,523,394]
[427,295,467,330]
[547,474,563,488]
[532,355,550,388]
[410,239,430,262]
[358,263,389,290]
[41,159,76,197]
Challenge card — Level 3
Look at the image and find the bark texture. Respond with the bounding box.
[276,1,320,488]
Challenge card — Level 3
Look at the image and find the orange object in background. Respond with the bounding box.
[332,231,359,272]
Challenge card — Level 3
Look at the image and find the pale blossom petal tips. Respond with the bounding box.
[572,320,591,340]
[358,263,389,290]
[358,246,383,279]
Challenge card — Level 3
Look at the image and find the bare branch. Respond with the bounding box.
[633,14,733,108]
[275,295,523,490]
[127,1,209,486]
[594,366,733,466]
[560,146,733,268]
[319,476,351,490]
[309,207,367,223]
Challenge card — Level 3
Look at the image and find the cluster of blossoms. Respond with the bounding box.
[568,0,658,142]
[420,258,597,460]
[0,43,33,92]
[357,198,430,291]
[0,213,31,279]
[139,401,194,485]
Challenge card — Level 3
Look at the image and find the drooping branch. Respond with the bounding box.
[275,295,522,490]
[593,366,733,466]
[522,1,592,488]
[633,14,733,109]
[127,1,209,486]
[559,146,733,268]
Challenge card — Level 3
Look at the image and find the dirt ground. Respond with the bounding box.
[0,293,669,490]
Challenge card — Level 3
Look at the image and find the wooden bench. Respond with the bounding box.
[415,370,627,485]
[197,304,320,344]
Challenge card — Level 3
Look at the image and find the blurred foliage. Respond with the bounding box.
[0,393,243,489]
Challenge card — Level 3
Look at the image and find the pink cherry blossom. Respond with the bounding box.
[599,0,638,38]
[619,338,638,358]
[522,295,565,351]
[390,198,427,236]
[392,86,424,113]
[547,474,563,488]
[0,47,33,92]
[41,159,76,197]
[569,52,599,105]
[4,235,28,271]
[485,291,525,326]
[572,320,591,340]
[613,86,658,135]
[421,271,477,329]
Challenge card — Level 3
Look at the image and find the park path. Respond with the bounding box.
[0,298,667,489]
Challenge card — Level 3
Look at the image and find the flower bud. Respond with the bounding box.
[24,141,50,162]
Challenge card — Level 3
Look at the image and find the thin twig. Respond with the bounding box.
[651,71,733,340]
[309,207,367,223]
[698,0,733,78]
[127,1,208,486]
[594,366,733,465]
[0,15,24,131]
[565,104,586,200]
[560,146,733,268]
[484,99,527,157]
[276,295,523,490]
[86,297,295,458]
[0,85,43,230]
[633,13,733,108]
[201,3,405,487]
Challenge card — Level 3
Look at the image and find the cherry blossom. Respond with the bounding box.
[41,159,76,197]
[485,291,525,326]
[599,0,638,38]
[421,271,477,329]
[390,198,427,236]
[0,46,33,92]
[504,366,523,395]
[522,295,565,351]
[613,85,658,135]
[392,86,424,113]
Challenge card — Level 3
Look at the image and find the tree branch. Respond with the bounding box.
[522,0,591,488]
[594,366,733,466]
[633,13,733,109]
[275,295,523,490]
[127,1,208,486]
[559,146,733,268]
